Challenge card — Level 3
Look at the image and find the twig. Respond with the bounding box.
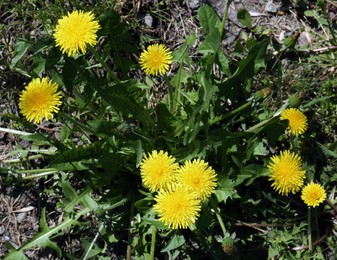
[291,227,329,251]
[235,222,293,228]
[326,0,337,9]
[235,221,268,234]
[325,197,337,214]
[2,196,21,247]
[311,45,337,54]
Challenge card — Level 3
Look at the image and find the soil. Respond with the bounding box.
[0,0,336,258]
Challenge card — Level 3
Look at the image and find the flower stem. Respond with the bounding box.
[210,197,226,236]
[150,225,157,260]
[17,168,59,180]
[88,45,121,84]
[209,101,252,126]
[3,154,44,164]
[308,207,313,251]
[173,68,183,113]
[22,170,58,180]
[126,199,135,260]
[0,127,33,136]
[219,0,233,40]
[16,168,58,174]
[164,74,174,113]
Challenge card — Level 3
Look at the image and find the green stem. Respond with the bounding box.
[15,168,58,174]
[308,207,312,251]
[0,127,33,136]
[22,170,58,180]
[164,74,174,113]
[289,135,295,151]
[3,154,44,164]
[83,223,104,260]
[150,225,157,260]
[219,0,233,40]
[173,67,183,113]
[209,101,252,126]
[210,197,226,236]
[126,200,135,260]
[88,45,121,84]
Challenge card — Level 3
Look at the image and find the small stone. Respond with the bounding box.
[16,212,27,223]
[144,13,153,27]
[189,0,200,9]
[265,1,278,13]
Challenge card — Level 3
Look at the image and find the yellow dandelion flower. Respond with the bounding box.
[53,10,101,57]
[140,150,179,192]
[176,159,217,200]
[268,150,306,196]
[301,182,327,207]
[280,108,308,135]
[139,43,173,76]
[153,184,201,229]
[19,78,62,124]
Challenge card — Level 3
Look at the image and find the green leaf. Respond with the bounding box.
[173,44,190,64]
[155,103,175,132]
[81,237,102,259]
[198,4,221,34]
[7,208,63,258]
[216,49,231,76]
[130,140,143,167]
[237,9,252,29]
[62,57,78,91]
[5,242,29,260]
[239,164,269,186]
[98,9,137,76]
[233,38,269,80]
[197,29,221,54]
[317,142,337,159]
[142,218,167,230]
[268,246,279,259]
[45,46,62,70]
[87,78,153,128]
[301,95,334,109]
[10,39,31,68]
[161,234,185,252]
[134,197,153,212]
[215,178,238,203]
[51,141,106,164]
[31,55,46,76]
[60,180,97,212]
[60,124,71,143]
[20,133,51,146]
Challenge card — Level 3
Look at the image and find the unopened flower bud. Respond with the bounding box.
[288,93,302,107]
[254,88,271,101]
[222,237,234,256]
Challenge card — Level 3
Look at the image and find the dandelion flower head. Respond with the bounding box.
[19,78,62,124]
[280,108,308,135]
[153,184,201,229]
[301,182,327,207]
[176,159,217,200]
[139,43,172,76]
[140,150,179,192]
[53,10,101,57]
[268,150,306,196]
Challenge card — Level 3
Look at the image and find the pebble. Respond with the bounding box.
[0,226,4,235]
[189,0,200,9]
[144,13,153,27]
[16,212,27,223]
[265,1,278,13]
